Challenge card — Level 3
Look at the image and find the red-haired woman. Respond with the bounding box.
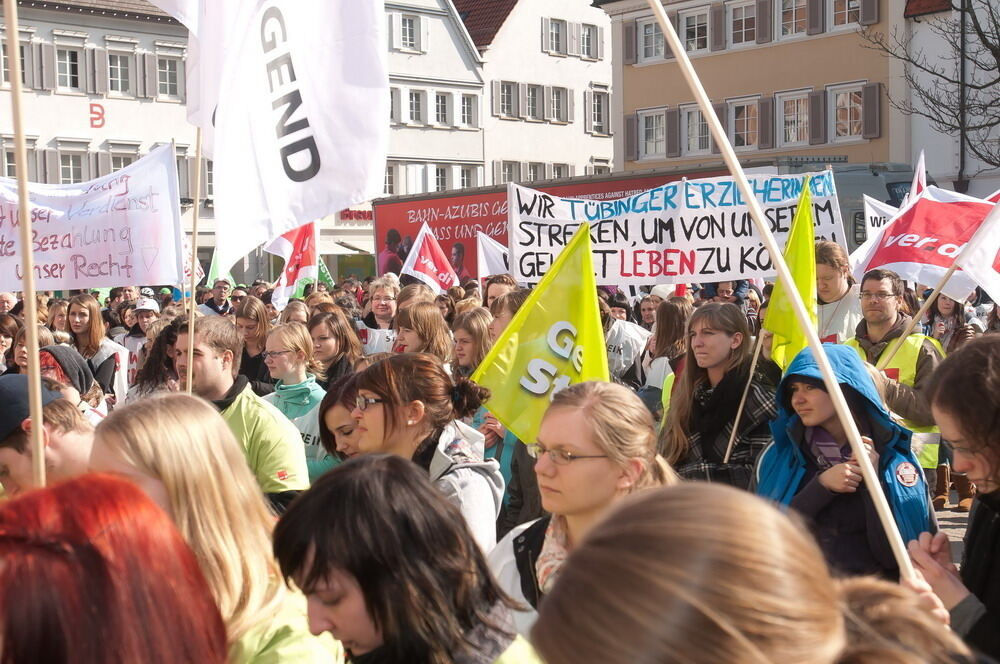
[67,294,129,405]
[0,473,227,664]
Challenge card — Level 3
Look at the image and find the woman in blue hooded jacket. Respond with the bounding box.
[756,344,932,579]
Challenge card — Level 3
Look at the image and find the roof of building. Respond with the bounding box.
[903,0,952,18]
[452,0,519,50]
[19,0,174,21]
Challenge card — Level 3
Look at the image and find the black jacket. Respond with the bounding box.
[961,492,1000,658]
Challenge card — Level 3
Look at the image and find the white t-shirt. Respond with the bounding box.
[818,285,864,344]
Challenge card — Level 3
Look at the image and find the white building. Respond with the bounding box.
[896,0,1000,197]
[454,0,614,183]
[324,0,486,276]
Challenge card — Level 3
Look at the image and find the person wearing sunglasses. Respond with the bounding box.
[488,381,678,636]
[352,353,504,552]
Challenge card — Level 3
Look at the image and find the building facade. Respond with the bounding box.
[598,0,903,174]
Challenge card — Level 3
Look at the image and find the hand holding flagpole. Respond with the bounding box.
[644,0,915,580]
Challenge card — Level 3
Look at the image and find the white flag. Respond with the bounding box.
[148,0,390,272]
[908,150,927,200]
[862,195,898,245]
[476,232,509,280]
[955,201,1000,304]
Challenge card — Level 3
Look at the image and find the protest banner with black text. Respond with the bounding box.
[0,144,183,291]
[508,171,846,285]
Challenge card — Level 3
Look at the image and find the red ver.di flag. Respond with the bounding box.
[265,222,318,311]
[401,223,459,294]
[147,0,390,272]
[850,187,994,301]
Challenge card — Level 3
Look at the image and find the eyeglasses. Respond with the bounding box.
[526,443,609,466]
[261,350,293,360]
[372,297,395,304]
[860,292,897,301]
[231,295,246,302]
[355,395,386,411]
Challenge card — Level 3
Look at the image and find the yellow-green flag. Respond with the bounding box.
[763,177,817,370]
[471,223,609,443]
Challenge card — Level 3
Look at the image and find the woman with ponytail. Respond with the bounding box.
[352,353,504,551]
[489,381,678,635]
[659,302,777,488]
[262,323,333,481]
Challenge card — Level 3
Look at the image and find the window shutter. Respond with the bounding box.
[27,149,39,181]
[666,108,681,157]
[756,0,773,43]
[493,161,502,185]
[41,43,56,90]
[94,48,109,95]
[83,48,96,94]
[862,82,882,139]
[420,16,430,53]
[665,13,680,60]
[807,0,826,34]
[44,149,59,184]
[710,4,727,51]
[711,102,728,154]
[518,83,528,119]
[30,42,43,90]
[543,86,553,120]
[176,158,189,197]
[541,18,551,53]
[584,90,594,133]
[809,90,827,144]
[859,0,879,25]
[568,164,576,177]
[142,53,157,98]
[623,20,637,64]
[390,88,400,122]
[566,88,575,123]
[19,42,34,89]
[584,165,594,175]
[490,81,501,117]
[758,96,775,149]
[187,157,200,197]
[598,26,606,60]
[391,14,403,50]
[626,113,639,161]
[568,22,581,56]
[96,152,110,177]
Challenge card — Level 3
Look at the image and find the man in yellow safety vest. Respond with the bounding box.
[845,269,945,495]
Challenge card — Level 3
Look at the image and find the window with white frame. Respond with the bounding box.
[409,90,423,123]
[461,95,476,126]
[778,92,809,146]
[57,48,82,90]
[526,85,542,120]
[638,19,665,61]
[401,16,418,50]
[552,164,568,178]
[60,154,83,184]
[832,0,860,26]
[681,10,709,52]
[111,155,134,172]
[500,161,519,184]
[593,162,611,174]
[436,93,449,124]
[3,151,15,178]
[549,19,566,53]
[581,24,599,59]
[527,163,544,181]
[781,0,807,36]
[434,166,448,192]
[592,91,609,134]
[461,166,475,188]
[730,3,756,44]
[551,87,568,122]
[731,99,759,149]
[640,111,665,158]
[384,164,395,195]
[157,57,180,97]
[500,82,516,117]
[205,160,214,197]
[683,107,710,154]
[108,53,131,94]
[831,84,863,140]
[1,43,26,85]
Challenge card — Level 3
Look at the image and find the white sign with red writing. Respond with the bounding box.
[0,144,184,291]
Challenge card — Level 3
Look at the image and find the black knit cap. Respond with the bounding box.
[0,374,61,441]
[40,345,95,395]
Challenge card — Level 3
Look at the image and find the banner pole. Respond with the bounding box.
[723,333,764,464]
[644,0,916,580]
[186,127,203,395]
[5,0,44,487]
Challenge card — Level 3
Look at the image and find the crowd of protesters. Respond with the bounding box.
[0,242,999,663]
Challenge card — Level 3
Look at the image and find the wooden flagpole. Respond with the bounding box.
[186,127,202,394]
[4,0,45,487]
[644,0,916,580]
[723,333,764,464]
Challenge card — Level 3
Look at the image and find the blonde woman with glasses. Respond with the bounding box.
[488,381,678,636]
[88,393,340,663]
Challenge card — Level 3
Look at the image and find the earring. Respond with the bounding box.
[407,420,414,426]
